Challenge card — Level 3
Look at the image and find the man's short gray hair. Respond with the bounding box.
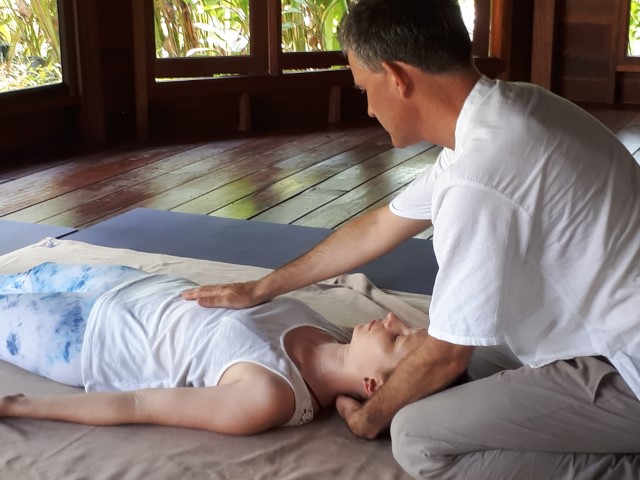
[338,0,473,74]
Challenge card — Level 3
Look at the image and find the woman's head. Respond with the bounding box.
[348,312,428,397]
[338,0,473,74]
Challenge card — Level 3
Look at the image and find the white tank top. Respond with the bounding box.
[81,274,351,426]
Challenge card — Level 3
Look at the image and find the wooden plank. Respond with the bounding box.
[564,0,619,24]
[212,136,396,219]
[333,144,439,240]
[559,78,614,103]
[0,143,201,217]
[117,129,352,214]
[2,138,253,223]
[253,142,436,224]
[616,112,640,155]
[34,131,333,227]
[293,148,441,228]
[618,72,640,104]
[172,126,384,216]
[0,156,75,185]
[1,106,638,234]
[582,104,639,133]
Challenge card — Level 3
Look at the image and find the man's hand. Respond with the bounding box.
[336,395,383,440]
[181,281,266,309]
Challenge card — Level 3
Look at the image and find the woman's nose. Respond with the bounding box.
[384,313,401,328]
[385,313,410,333]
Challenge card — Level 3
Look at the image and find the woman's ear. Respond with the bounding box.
[381,61,412,98]
[363,376,384,398]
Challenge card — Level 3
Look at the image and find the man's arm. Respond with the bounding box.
[0,374,294,435]
[336,334,474,439]
[182,205,431,308]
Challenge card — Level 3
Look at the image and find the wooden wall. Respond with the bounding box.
[1,0,637,159]
[531,0,640,104]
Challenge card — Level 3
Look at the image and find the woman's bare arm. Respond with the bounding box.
[1,373,294,435]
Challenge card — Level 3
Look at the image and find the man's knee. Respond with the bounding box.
[391,403,449,480]
[390,404,414,471]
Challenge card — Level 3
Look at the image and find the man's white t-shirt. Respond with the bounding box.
[390,76,640,398]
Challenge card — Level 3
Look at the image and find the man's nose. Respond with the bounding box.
[367,105,376,118]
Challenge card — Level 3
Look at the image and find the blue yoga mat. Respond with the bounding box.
[0,220,76,256]
[67,208,438,294]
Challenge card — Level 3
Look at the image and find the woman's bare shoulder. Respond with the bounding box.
[220,362,295,425]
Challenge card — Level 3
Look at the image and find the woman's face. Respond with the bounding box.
[350,312,428,379]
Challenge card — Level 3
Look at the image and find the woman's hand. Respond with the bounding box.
[0,393,25,416]
[181,280,266,309]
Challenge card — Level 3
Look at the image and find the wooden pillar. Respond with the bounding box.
[72,0,105,144]
[238,93,251,131]
[132,0,153,140]
[489,0,512,80]
[530,0,558,90]
[268,0,281,74]
[327,86,342,124]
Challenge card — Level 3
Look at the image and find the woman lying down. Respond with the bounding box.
[0,263,426,435]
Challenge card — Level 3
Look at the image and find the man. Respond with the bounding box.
[183,0,640,478]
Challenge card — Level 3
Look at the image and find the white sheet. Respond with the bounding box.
[0,238,430,480]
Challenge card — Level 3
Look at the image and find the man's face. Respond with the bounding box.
[347,52,420,148]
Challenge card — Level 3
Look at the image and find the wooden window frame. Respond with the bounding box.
[151,0,349,79]
[617,0,640,72]
[0,0,114,144]
[133,0,509,138]
[0,0,78,116]
[150,0,505,79]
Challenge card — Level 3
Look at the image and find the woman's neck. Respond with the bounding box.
[284,327,363,410]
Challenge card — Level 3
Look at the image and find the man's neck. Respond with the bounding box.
[415,67,481,149]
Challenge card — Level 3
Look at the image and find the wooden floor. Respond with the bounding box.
[1,104,639,241]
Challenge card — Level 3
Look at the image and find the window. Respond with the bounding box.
[0,0,62,93]
[281,0,347,53]
[459,0,493,59]
[151,0,496,81]
[459,0,476,41]
[153,0,350,80]
[154,0,250,58]
[629,0,640,57]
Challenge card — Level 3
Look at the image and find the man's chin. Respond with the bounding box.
[389,136,418,149]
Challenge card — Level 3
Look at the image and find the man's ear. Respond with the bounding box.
[381,61,412,98]
[363,376,384,398]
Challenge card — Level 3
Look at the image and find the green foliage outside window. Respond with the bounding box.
[155,0,250,57]
[154,0,349,58]
[630,0,640,56]
[281,0,347,53]
[0,0,61,93]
